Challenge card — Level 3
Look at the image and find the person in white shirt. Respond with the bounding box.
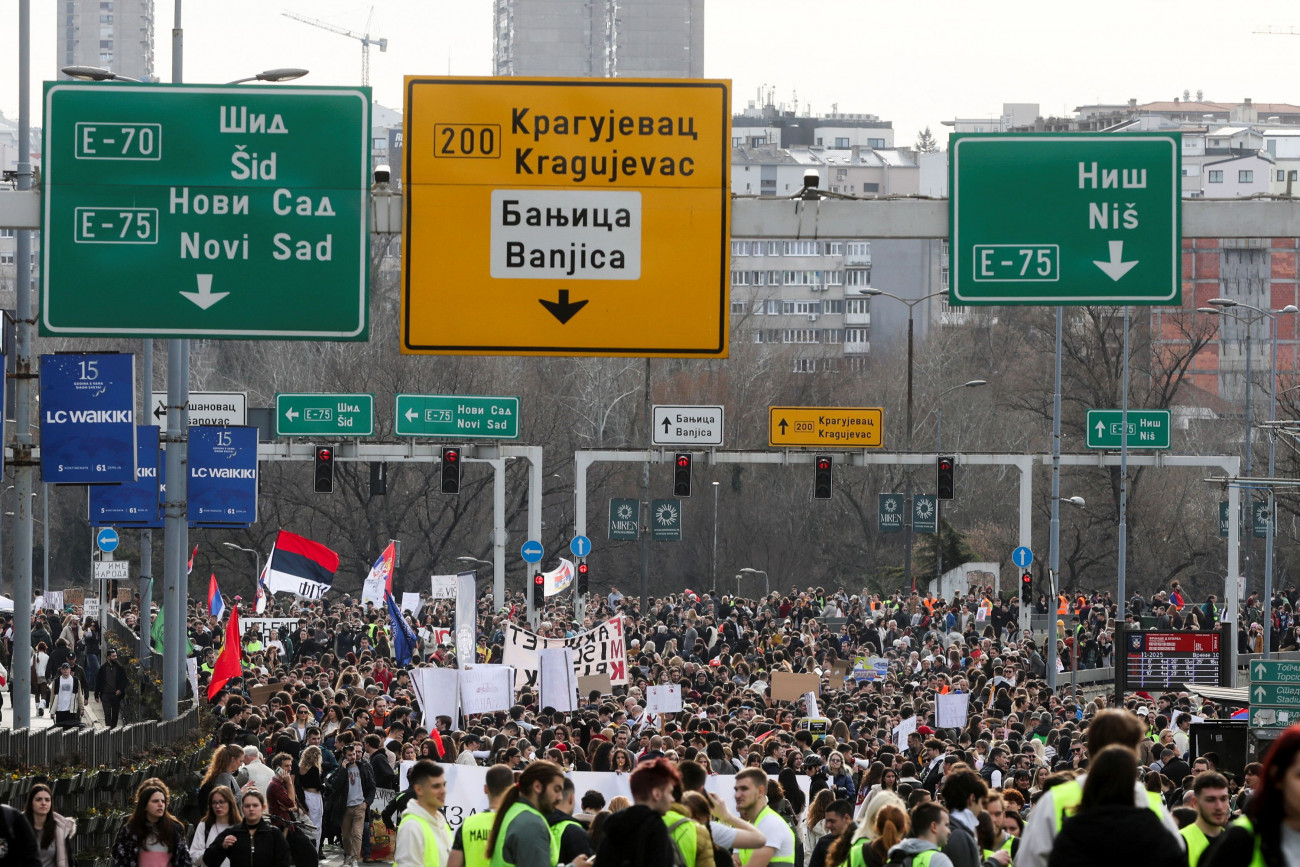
[237,747,276,795]
[50,662,83,728]
[395,760,452,867]
[190,785,241,867]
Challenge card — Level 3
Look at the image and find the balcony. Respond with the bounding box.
[844,311,870,326]
[842,341,870,355]
[844,252,872,267]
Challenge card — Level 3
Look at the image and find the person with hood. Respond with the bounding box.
[1047,745,1184,867]
[885,802,955,867]
[939,770,1007,867]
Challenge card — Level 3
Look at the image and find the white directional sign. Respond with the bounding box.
[652,405,725,446]
[152,391,247,427]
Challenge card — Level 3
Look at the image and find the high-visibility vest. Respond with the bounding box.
[461,810,495,867]
[738,807,795,866]
[981,837,1014,865]
[489,801,547,867]
[1057,596,1069,615]
[846,839,870,867]
[664,814,698,867]
[1226,817,1265,867]
[398,812,443,867]
[549,816,582,866]
[1051,779,1164,829]
[1180,822,1215,867]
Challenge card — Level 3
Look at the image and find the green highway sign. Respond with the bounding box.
[1085,410,1171,449]
[41,83,370,339]
[1250,682,1300,705]
[949,134,1180,306]
[1249,705,1299,728]
[394,394,519,439]
[1250,659,1300,683]
[275,393,374,437]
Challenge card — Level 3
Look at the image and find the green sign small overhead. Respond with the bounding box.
[275,393,374,437]
[879,494,904,534]
[394,394,520,439]
[608,498,640,541]
[913,495,938,534]
[1250,659,1300,683]
[1085,410,1171,450]
[651,499,682,541]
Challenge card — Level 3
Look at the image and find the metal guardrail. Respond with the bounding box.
[0,705,201,770]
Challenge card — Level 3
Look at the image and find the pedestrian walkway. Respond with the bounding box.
[0,691,105,730]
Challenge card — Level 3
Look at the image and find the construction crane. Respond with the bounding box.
[282,8,388,87]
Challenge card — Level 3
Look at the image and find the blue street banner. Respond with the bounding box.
[88,426,162,527]
[40,353,137,484]
[188,426,258,527]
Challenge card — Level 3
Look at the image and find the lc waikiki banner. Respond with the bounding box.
[503,615,627,691]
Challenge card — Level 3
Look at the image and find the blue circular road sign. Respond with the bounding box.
[570,535,592,558]
[520,540,544,563]
[1012,546,1033,569]
[97,527,120,553]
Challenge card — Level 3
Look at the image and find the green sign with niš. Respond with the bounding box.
[651,499,682,541]
[41,83,370,339]
[394,394,519,438]
[879,494,904,534]
[1251,659,1300,683]
[949,134,1180,306]
[608,498,640,541]
[1085,410,1171,449]
[275,393,374,436]
[913,495,938,534]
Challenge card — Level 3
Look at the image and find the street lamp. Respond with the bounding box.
[455,556,492,568]
[221,542,261,593]
[739,567,769,598]
[861,287,950,590]
[225,68,310,84]
[1045,493,1085,690]
[60,66,142,82]
[1200,300,1298,655]
[932,380,988,592]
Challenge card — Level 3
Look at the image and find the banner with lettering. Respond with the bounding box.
[502,615,628,690]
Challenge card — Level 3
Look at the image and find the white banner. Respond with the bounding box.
[455,571,477,670]
[361,576,386,608]
[83,598,100,619]
[935,692,971,729]
[186,657,200,703]
[430,575,458,599]
[539,648,578,712]
[503,615,628,691]
[544,559,575,597]
[400,592,423,617]
[460,665,515,715]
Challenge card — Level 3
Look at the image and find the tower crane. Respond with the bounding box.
[282,8,388,86]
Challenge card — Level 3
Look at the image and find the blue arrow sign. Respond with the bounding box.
[520,540,544,563]
[570,535,592,558]
[1012,546,1033,569]
[96,527,120,553]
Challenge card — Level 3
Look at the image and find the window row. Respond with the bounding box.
[751,327,870,344]
[731,240,872,257]
[1207,170,1255,184]
[730,270,847,286]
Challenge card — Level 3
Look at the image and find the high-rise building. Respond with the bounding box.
[493,0,703,79]
[58,0,156,83]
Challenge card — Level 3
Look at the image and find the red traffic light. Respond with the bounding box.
[444,449,459,463]
[317,447,333,462]
[578,562,589,575]
[677,455,690,468]
[533,572,544,584]
[817,457,831,470]
[939,460,953,471]
[1021,571,1032,585]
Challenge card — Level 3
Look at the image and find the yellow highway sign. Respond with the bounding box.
[769,407,885,448]
[402,76,731,357]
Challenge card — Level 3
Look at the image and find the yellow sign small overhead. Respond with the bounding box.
[401,76,731,357]
[769,407,885,448]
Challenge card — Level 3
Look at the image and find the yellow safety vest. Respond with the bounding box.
[1227,817,1266,867]
[1052,779,1165,829]
[981,837,1015,865]
[664,814,698,867]
[1181,822,1215,867]
[489,801,547,867]
[399,812,442,867]
[550,816,582,866]
[738,807,795,866]
[462,810,495,867]
[846,839,870,867]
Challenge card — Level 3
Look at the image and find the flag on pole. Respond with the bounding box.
[368,542,397,596]
[254,559,269,615]
[187,544,198,575]
[151,608,166,653]
[207,607,243,700]
[208,573,226,619]
[386,592,418,666]
[264,530,339,600]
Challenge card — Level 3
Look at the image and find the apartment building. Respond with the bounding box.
[57,0,156,83]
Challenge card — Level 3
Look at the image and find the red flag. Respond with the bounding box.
[207,607,243,700]
[187,544,199,575]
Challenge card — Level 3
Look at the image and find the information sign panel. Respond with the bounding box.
[42,83,371,339]
[402,77,731,357]
[1085,409,1171,449]
[608,499,639,541]
[394,394,519,438]
[1120,629,1226,692]
[276,393,374,436]
[40,353,137,484]
[652,405,724,446]
[187,426,258,526]
[769,407,884,448]
[151,391,246,426]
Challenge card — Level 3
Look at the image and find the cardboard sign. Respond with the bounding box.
[250,681,285,706]
[770,671,821,702]
[577,673,613,697]
[829,660,852,681]
[646,684,683,714]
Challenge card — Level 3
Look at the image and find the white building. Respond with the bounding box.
[57,0,155,83]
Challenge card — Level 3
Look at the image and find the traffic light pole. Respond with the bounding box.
[1116,306,1130,706]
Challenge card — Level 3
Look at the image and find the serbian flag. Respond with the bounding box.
[207,607,243,700]
[1231,707,1250,720]
[264,530,339,601]
[369,542,397,596]
[187,544,198,575]
[208,573,226,619]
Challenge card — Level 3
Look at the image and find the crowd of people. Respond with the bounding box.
[0,580,1299,867]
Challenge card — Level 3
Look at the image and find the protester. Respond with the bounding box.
[1180,772,1231,866]
[111,779,192,867]
[597,758,677,867]
[485,761,573,867]
[204,789,291,867]
[189,786,241,867]
[22,783,75,867]
[325,741,375,867]
[394,760,451,867]
[2,800,41,867]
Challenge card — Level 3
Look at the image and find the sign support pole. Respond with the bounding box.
[1117,306,1129,707]
[1046,307,1063,693]
[140,340,153,668]
[10,0,35,732]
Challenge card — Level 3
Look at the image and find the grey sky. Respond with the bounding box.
[5,0,1300,148]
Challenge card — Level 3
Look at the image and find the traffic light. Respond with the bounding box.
[313,446,334,494]
[814,455,833,500]
[673,453,693,497]
[1021,571,1033,604]
[532,570,545,607]
[937,455,955,500]
[441,447,461,494]
[369,462,387,497]
[577,559,589,595]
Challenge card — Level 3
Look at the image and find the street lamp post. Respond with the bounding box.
[711,481,720,593]
[739,567,769,599]
[862,288,949,593]
[1199,300,1297,652]
[933,380,987,592]
[1045,494,1084,691]
[221,542,261,595]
